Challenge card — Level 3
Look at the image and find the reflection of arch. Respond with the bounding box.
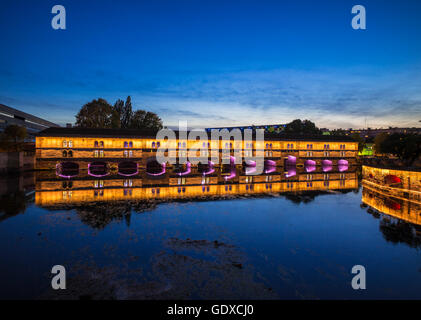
[285,156,296,167]
[338,159,348,166]
[175,162,191,176]
[223,166,236,181]
[322,160,332,172]
[56,162,79,179]
[199,161,215,176]
[88,162,109,177]
[118,161,138,177]
[146,158,166,176]
[285,167,296,178]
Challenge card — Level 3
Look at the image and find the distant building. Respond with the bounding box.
[345,127,421,139]
[206,124,286,134]
[0,104,59,137]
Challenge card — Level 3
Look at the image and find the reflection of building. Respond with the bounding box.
[0,104,59,137]
[35,127,358,170]
[35,167,358,207]
[362,165,421,225]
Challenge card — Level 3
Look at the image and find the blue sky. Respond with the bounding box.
[1,0,421,129]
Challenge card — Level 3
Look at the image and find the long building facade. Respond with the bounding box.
[35,127,358,172]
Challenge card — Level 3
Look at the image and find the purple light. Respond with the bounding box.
[265,159,276,166]
[305,159,316,166]
[177,162,191,176]
[286,156,296,166]
[264,166,276,174]
[245,159,256,167]
[322,160,332,172]
[338,163,349,172]
[305,165,316,173]
[285,168,297,178]
[230,156,236,165]
[245,166,257,175]
[322,165,333,172]
[203,160,215,176]
[224,167,236,181]
[338,159,348,166]
[322,160,332,166]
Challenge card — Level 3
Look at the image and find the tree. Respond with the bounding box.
[75,98,113,128]
[373,132,388,154]
[0,125,27,151]
[129,110,163,131]
[75,96,163,131]
[121,96,133,129]
[378,133,421,165]
[111,99,124,128]
[284,119,320,135]
[350,133,365,152]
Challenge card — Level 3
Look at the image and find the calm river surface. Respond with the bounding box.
[0,167,420,299]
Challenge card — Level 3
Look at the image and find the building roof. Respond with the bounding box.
[0,104,59,128]
[36,127,357,142]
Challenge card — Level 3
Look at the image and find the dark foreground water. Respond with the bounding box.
[0,169,420,299]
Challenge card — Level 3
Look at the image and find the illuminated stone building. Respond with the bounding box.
[35,127,358,172]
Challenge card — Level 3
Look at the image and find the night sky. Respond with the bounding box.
[1,0,421,128]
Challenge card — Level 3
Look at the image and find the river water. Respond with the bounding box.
[0,166,420,299]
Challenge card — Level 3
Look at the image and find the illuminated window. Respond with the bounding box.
[94,150,99,157]
[68,140,73,148]
[128,141,133,148]
[100,141,104,148]
[62,140,67,148]
[152,142,156,148]
[94,141,99,148]
[124,141,128,148]
[99,150,104,158]
[129,150,133,158]
[123,150,128,157]
[157,142,160,148]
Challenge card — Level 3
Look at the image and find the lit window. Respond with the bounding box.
[63,140,67,148]
[123,150,128,157]
[124,141,128,148]
[152,142,156,148]
[94,150,99,157]
[94,141,99,148]
[157,142,160,148]
[68,140,73,148]
[129,150,133,157]
[129,141,133,148]
[100,141,104,148]
[100,150,104,158]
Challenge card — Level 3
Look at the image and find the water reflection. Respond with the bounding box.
[35,166,358,208]
[362,165,421,248]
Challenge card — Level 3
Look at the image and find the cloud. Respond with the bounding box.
[129,66,421,128]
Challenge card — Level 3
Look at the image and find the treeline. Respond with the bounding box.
[75,96,163,132]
